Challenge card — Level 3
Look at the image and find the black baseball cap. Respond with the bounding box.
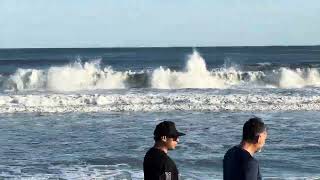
[154,121,186,138]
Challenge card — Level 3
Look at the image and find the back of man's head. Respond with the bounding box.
[242,117,267,144]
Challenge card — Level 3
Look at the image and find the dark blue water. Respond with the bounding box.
[1,46,320,73]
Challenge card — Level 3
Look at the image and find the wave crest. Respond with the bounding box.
[47,60,127,91]
[151,51,227,89]
[279,68,320,88]
[4,60,128,92]
[1,50,320,91]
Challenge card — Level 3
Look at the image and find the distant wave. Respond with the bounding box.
[1,92,320,113]
[1,50,320,92]
[1,60,128,92]
[151,51,264,89]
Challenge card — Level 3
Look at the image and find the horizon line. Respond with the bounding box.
[1,44,320,50]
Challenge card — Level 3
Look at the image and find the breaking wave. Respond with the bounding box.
[1,50,320,92]
[2,60,128,92]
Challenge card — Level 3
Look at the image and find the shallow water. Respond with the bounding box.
[0,111,319,179]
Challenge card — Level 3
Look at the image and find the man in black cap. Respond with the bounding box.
[223,117,268,180]
[143,121,185,180]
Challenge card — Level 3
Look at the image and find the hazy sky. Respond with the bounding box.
[0,0,319,48]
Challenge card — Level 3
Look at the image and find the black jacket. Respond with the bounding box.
[143,147,179,180]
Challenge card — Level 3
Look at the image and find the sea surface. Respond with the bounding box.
[0,46,320,179]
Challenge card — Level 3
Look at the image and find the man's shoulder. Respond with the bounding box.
[144,148,169,163]
[224,146,242,157]
[145,147,167,157]
[224,145,255,161]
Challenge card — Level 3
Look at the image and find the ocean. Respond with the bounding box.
[0,46,319,179]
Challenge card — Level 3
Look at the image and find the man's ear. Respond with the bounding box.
[161,136,167,142]
[254,134,260,144]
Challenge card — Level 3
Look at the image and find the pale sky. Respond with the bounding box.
[0,0,319,48]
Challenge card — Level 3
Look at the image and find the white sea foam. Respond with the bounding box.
[151,51,253,89]
[58,164,143,180]
[9,68,46,91]
[151,50,320,89]
[47,61,128,91]
[279,68,320,88]
[5,60,128,92]
[2,51,320,91]
[1,92,320,113]
[151,51,227,89]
